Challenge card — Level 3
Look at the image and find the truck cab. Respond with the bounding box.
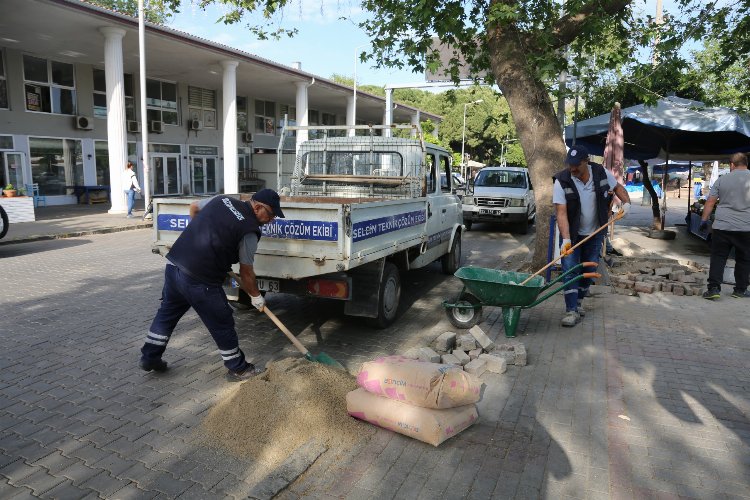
[462,166,535,234]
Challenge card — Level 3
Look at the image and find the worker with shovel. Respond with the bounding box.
[139,189,285,381]
[553,145,631,327]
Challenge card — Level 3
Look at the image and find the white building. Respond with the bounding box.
[0,0,441,212]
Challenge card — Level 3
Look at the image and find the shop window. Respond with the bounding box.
[29,137,83,195]
[188,86,217,128]
[93,69,135,120]
[280,104,296,136]
[237,96,248,131]
[0,50,8,110]
[23,55,77,115]
[146,79,178,125]
[254,99,276,135]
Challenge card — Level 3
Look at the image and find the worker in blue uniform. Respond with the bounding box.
[139,189,284,381]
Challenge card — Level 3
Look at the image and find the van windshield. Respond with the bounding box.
[475,170,527,188]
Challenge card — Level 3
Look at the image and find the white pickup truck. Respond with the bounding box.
[462,165,536,234]
[152,126,463,327]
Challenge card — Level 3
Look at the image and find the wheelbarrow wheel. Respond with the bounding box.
[446,293,482,329]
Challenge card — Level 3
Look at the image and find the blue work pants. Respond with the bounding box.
[141,264,249,373]
[561,232,604,312]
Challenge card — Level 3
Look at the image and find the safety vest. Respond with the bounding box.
[167,197,262,284]
[554,163,611,237]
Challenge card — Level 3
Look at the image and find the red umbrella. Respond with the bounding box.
[603,102,625,201]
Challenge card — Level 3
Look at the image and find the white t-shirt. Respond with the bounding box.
[553,165,617,235]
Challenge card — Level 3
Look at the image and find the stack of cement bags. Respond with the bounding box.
[346,355,482,446]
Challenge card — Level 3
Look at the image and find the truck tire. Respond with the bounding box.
[373,262,401,328]
[446,293,482,329]
[0,205,7,240]
[441,233,462,275]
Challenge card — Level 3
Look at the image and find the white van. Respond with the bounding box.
[462,166,536,233]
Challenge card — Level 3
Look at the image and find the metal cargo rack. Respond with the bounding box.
[278,124,428,199]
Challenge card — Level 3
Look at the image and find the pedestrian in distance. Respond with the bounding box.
[553,145,631,327]
[123,161,141,218]
[139,189,285,381]
[700,152,750,299]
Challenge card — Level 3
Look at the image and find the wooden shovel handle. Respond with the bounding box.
[519,210,624,286]
[263,307,310,356]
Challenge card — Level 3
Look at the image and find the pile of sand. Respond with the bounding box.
[199,357,373,468]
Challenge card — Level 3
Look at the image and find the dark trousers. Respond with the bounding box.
[561,232,605,312]
[141,264,249,373]
[708,228,750,292]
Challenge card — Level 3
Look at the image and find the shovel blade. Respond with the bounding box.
[305,351,346,370]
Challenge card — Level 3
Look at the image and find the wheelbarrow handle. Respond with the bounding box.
[582,272,602,279]
[519,212,624,286]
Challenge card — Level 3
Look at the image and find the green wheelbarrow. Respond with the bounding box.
[442,262,600,337]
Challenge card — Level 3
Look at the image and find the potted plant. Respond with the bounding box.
[3,184,17,197]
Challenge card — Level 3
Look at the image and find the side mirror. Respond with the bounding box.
[468,179,475,194]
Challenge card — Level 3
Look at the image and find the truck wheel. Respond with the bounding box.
[373,262,401,328]
[446,293,482,329]
[464,221,472,231]
[0,206,7,240]
[441,233,462,275]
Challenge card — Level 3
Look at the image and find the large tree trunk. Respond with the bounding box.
[639,163,661,229]
[487,30,566,270]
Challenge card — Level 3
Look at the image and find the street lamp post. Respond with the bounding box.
[351,44,368,137]
[461,99,483,180]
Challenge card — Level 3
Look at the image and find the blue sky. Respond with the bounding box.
[166,0,702,88]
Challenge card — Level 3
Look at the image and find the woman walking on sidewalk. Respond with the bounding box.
[122,161,142,218]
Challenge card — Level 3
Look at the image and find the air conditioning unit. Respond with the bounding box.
[190,119,203,131]
[241,132,253,143]
[149,120,164,134]
[126,120,140,133]
[75,115,94,130]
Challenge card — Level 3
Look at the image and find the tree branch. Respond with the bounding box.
[552,0,634,48]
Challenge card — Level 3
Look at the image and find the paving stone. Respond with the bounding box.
[478,354,507,374]
[654,267,672,276]
[468,348,482,360]
[430,332,456,352]
[457,334,478,352]
[440,353,461,366]
[416,347,440,364]
[469,326,495,352]
[464,358,487,377]
[634,282,654,294]
[401,347,421,360]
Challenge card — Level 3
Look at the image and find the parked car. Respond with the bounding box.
[462,166,535,234]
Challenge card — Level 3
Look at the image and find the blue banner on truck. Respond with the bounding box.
[262,219,338,241]
[352,210,427,242]
[157,214,191,231]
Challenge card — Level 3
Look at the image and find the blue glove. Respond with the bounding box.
[699,220,709,231]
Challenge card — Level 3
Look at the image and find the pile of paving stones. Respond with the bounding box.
[610,264,708,296]
[402,326,527,377]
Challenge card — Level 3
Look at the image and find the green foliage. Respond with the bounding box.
[86,0,177,24]
[4,184,14,190]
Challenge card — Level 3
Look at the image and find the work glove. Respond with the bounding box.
[621,202,631,216]
[699,220,709,231]
[250,294,265,312]
[560,238,572,256]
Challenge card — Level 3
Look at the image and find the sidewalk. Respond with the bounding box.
[0,202,151,245]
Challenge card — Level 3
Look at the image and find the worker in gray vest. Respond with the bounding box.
[553,145,631,327]
[700,152,750,299]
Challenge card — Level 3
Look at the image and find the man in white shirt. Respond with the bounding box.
[553,145,631,326]
[122,161,141,218]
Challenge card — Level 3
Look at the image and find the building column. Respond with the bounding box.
[383,88,393,138]
[100,27,128,214]
[295,81,310,152]
[410,111,420,138]
[346,95,355,137]
[221,60,239,194]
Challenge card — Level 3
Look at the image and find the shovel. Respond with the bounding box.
[519,209,625,286]
[263,307,346,370]
[228,272,345,369]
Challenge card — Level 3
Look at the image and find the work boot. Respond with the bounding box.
[560,311,580,327]
[731,289,750,298]
[702,288,721,300]
[226,364,265,382]
[139,358,168,373]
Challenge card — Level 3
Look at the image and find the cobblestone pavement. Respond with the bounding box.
[1,225,748,499]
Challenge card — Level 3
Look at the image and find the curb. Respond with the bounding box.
[0,222,152,246]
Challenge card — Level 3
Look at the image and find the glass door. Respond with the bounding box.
[190,155,218,194]
[2,152,26,190]
[151,154,180,195]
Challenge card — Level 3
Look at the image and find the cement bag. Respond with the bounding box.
[346,388,478,447]
[356,355,481,409]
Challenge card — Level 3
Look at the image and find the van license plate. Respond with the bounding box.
[257,278,280,293]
